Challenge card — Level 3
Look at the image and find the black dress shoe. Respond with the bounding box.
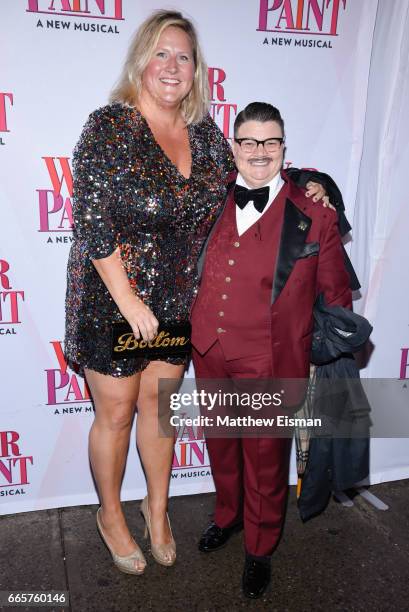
[242,558,271,599]
[198,521,243,552]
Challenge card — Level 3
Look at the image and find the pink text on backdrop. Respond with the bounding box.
[208,67,237,140]
[26,0,123,20]
[172,415,209,470]
[400,348,409,380]
[258,0,347,35]
[0,260,25,325]
[45,341,91,405]
[38,157,73,232]
[0,432,34,487]
[0,93,14,132]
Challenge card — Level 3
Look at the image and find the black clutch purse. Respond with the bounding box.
[111,320,191,360]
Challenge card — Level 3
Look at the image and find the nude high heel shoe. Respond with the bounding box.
[96,508,146,575]
[140,496,176,567]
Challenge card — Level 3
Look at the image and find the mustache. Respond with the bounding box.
[247,156,273,163]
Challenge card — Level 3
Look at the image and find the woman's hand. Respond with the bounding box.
[120,296,159,342]
[305,180,335,210]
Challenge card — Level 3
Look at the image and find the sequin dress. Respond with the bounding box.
[65,103,234,377]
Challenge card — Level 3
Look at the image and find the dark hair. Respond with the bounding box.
[234,102,285,137]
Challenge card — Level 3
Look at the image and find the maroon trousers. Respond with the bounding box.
[192,341,292,557]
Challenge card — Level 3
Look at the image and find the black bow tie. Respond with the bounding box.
[234,184,270,213]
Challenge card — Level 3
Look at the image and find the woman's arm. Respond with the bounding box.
[72,107,158,340]
[93,249,158,341]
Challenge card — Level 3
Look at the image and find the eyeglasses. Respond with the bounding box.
[234,137,285,153]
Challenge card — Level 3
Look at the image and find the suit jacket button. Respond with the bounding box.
[219,311,224,317]
[221,294,228,300]
[233,241,240,248]
[228,259,235,266]
[225,276,231,283]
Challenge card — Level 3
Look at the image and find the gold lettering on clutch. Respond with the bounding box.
[172,336,189,346]
[114,333,138,352]
[113,330,189,352]
[170,337,187,346]
[154,331,169,346]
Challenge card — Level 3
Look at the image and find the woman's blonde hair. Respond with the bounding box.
[110,10,209,124]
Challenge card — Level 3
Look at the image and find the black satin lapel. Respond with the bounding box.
[272,200,312,303]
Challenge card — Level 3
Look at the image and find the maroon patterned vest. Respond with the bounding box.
[191,181,288,359]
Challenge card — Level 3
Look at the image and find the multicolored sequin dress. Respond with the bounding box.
[65,103,234,377]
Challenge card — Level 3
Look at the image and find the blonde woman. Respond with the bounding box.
[65,10,234,574]
[65,9,327,575]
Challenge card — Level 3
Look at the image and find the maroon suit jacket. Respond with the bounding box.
[193,171,352,382]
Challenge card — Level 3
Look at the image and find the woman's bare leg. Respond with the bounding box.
[137,360,185,545]
[85,367,145,570]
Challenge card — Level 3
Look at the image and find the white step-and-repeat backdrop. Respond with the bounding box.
[1,0,407,514]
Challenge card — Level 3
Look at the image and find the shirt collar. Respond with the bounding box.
[236,171,282,194]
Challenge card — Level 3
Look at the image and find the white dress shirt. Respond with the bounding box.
[235,172,284,236]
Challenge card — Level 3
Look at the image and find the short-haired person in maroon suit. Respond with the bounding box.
[190,102,352,598]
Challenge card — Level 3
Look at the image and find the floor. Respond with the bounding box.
[1,481,409,611]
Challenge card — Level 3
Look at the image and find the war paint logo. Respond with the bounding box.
[0,93,14,146]
[27,0,124,34]
[209,67,237,142]
[171,417,211,480]
[258,0,347,49]
[45,341,93,415]
[400,348,409,380]
[0,260,25,336]
[0,431,34,498]
[37,156,74,243]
